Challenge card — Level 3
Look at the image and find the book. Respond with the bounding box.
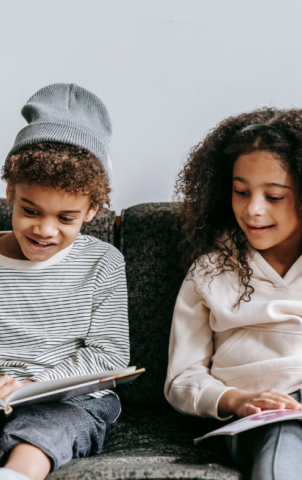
[194,409,302,444]
[0,366,145,415]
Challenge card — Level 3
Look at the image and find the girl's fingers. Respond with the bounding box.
[268,391,302,406]
[252,398,286,409]
[270,398,302,410]
[245,404,261,416]
[240,400,284,417]
[275,395,300,405]
[258,394,302,410]
[237,390,302,417]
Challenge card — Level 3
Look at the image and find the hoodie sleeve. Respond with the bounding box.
[164,275,235,420]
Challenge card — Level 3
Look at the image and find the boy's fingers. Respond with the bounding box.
[0,385,14,400]
[0,375,12,388]
[0,377,21,399]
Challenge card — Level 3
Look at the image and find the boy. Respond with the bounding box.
[0,84,129,480]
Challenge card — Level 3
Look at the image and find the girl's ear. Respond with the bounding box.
[6,183,14,205]
[83,208,97,223]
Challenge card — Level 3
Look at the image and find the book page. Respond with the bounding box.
[4,366,136,406]
[8,370,144,408]
[194,409,302,444]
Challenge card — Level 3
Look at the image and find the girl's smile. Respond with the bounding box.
[245,223,275,236]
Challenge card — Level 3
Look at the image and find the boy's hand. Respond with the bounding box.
[218,388,302,418]
[0,375,34,401]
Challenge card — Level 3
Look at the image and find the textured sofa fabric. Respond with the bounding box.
[49,406,240,479]
[113,203,241,479]
[119,202,184,405]
[80,207,116,245]
[0,199,14,232]
[0,199,241,479]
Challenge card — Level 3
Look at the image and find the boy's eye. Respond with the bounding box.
[24,208,74,222]
[23,207,39,216]
[59,216,74,223]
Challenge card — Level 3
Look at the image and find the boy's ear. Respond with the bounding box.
[83,208,98,223]
[6,183,14,205]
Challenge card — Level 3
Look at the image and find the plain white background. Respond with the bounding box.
[1,0,302,213]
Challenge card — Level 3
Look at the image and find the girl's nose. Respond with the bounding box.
[32,219,58,238]
[246,196,266,216]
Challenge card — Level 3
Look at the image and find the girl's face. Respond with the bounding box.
[232,150,302,252]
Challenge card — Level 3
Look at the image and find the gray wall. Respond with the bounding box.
[1,0,302,213]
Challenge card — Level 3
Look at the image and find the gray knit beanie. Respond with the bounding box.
[7,83,113,184]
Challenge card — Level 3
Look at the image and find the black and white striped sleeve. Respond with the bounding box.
[31,257,130,382]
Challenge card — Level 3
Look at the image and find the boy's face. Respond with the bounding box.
[6,182,97,262]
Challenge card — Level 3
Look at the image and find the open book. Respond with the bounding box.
[194,409,302,444]
[0,366,144,415]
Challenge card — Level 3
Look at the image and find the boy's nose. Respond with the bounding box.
[32,220,58,238]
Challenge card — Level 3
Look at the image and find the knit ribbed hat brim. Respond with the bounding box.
[7,121,112,180]
[7,83,113,184]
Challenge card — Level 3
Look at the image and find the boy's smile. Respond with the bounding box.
[0,183,96,262]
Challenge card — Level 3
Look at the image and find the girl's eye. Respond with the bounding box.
[234,191,284,202]
[23,208,39,216]
[267,196,284,202]
[59,216,74,223]
[234,190,249,196]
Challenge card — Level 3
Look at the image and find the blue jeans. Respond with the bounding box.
[0,394,120,471]
[226,390,302,480]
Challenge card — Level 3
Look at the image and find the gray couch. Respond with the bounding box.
[0,200,242,480]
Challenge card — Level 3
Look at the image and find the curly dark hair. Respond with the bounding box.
[176,107,302,305]
[2,142,111,211]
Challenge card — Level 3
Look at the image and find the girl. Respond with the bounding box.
[165,108,302,479]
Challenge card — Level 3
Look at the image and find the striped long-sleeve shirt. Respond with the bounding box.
[0,233,130,398]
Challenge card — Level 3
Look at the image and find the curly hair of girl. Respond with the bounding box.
[176,107,302,305]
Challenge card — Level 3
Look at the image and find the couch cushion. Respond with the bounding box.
[48,457,241,480]
[49,461,241,480]
[46,405,241,479]
[0,199,14,231]
[119,203,184,405]
[80,207,116,244]
[0,199,116,244]
[47,405,242,479]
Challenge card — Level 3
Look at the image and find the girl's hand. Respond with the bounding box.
[0,375,34,401]
[218,388,302,418]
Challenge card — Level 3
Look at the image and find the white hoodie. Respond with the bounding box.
[164,247,302,420]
